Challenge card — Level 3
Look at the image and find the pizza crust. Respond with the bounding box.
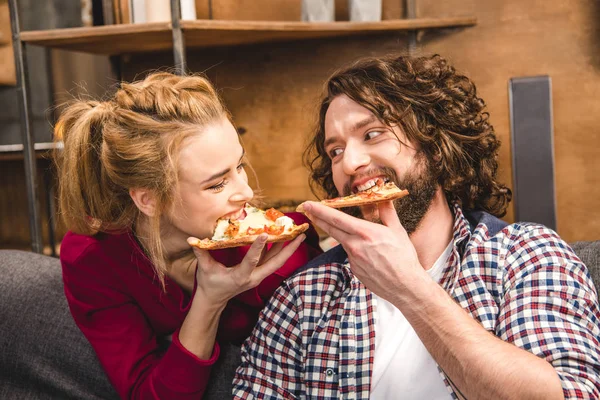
[296,183,409,212]
[188,222,310,250]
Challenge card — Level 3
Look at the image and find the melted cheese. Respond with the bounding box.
[211,205,295,241]
[275,216,294,231]
[238,206,270,233]
[212,219,231,241]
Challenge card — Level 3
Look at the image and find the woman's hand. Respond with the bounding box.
[188,233,306,308]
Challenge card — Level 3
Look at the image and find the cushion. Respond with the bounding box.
[571,241,600,291]
[0,250,118,400]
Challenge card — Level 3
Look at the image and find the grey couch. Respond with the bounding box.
[1,242,599,399]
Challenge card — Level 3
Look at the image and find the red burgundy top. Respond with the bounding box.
[60,213,321,400]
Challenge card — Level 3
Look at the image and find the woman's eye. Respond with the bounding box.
[365,131,383,140]
[328,148,344,159]
[208,180,227,192]
[237,162,246,172]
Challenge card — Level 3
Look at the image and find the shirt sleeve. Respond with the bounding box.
[62,243,218,400]
[232,281,304,399]
[499,225,600,399]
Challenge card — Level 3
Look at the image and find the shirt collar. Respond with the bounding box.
[439,203,472,291]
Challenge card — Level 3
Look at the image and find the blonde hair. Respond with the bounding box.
[54,72,229,283]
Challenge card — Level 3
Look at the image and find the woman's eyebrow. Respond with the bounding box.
[200,150,245,185]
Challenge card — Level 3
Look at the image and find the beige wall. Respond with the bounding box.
[416,0,600,241]
[3,0,599,249]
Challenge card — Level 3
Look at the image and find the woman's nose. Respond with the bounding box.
[342,144,370,175]
[230,176,254,204]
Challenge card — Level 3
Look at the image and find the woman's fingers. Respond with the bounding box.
[239,233,269,273]
[190,243,215,269]
[261,240,286,264]
[250,234,305,284]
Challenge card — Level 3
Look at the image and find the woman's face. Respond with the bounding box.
[165,117,253,242]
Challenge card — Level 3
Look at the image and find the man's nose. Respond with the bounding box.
[342,144,370,175]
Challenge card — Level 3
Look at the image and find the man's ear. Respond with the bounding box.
[129,188,157,217]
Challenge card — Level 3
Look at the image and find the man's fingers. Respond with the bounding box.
[303,201,368,236]
[306,212,352,244]
[377,200,403,231]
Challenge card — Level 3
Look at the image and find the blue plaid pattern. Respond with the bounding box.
[233,205,600,399]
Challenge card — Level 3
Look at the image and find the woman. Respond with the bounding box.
[55,72,321,399]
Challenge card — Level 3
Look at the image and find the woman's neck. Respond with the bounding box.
[134,217,192,262]
[134,217,197,293]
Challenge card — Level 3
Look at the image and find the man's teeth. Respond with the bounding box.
[356,178,388,192]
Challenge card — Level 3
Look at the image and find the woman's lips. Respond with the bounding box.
[223,207,247,221]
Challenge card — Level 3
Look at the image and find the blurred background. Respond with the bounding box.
[1,0,598,255]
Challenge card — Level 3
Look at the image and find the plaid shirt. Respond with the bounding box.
[233,205,600,399]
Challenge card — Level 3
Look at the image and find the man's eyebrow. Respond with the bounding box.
[199,150,245,185]
[350,115,379,133]
[323,115,380,149]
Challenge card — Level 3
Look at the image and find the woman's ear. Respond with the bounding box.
[129,188,157,217]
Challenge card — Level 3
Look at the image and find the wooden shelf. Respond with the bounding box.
[19,17,476,55]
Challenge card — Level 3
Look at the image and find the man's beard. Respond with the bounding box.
[341,155,438,234]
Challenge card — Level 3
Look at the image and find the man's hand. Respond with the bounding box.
[301,200,425,300]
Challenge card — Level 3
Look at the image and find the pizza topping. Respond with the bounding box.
[212,219,232,241]
[265,224,285,235]
[245,226,265,235]
[265,208,285,221]
[210,205,296,241]
[224,221,240,238]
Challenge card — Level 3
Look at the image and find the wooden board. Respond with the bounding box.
[19,17,477,55]
[0,1,16,86]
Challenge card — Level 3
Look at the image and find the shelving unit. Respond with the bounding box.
[20,17,476,54]
[8,0,476,253]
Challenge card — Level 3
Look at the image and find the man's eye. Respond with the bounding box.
[365,131,383,140]
[328,148,344,159]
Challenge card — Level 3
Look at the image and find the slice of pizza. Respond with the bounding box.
[188,204,309,250]
[296,179,409,212]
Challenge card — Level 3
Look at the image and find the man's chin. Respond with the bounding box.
[359,204,380,223]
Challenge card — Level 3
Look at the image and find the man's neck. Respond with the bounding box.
[410,188,454,271]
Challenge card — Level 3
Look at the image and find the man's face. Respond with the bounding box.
[323,95,437,233]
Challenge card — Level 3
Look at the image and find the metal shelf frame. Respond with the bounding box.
[7,0,187,253]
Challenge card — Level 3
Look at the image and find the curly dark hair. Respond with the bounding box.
[304,54,512,217]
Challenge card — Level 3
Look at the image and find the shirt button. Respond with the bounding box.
[326,369,335,377]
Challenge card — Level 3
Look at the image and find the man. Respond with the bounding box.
[233,54,600,399]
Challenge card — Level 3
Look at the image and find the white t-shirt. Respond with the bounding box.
[370,242,454,399]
